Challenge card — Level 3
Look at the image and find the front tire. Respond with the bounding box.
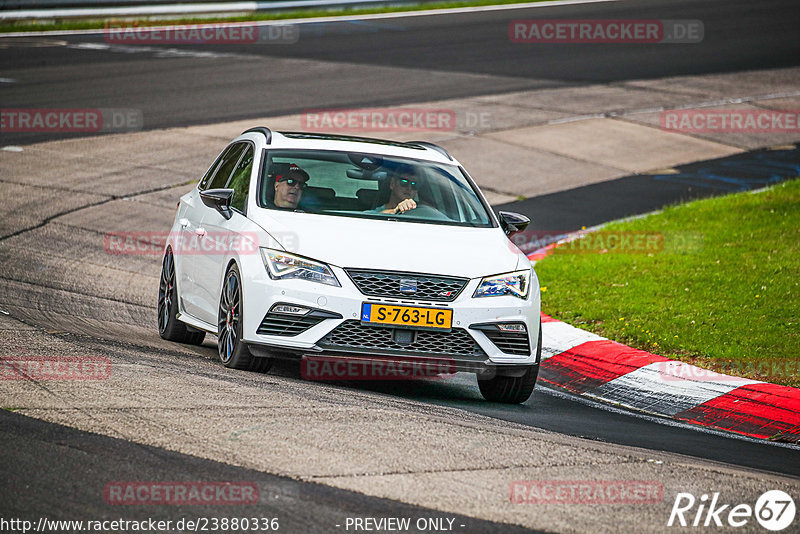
[477,320,541,404]
[158,248,205,345]
[217,264,272,373]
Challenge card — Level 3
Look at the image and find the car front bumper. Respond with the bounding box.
[240,262,541,370]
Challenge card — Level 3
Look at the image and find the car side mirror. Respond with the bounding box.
[498,211,530,236]
[200,188,235,220]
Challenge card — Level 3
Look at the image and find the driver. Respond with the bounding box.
[376,166,419,214]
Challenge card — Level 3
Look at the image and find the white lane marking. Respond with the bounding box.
[2,146,24,152]
[0,0,622,38]
[541,320,605,360]
[547,113,607,125]
[546,90,800,125]
[68,42,248,59]
[0,38,68,47]
[625,90,800,113]
[537,384,800,450]
[69,42,110,50]
[588,361,761,416]
[0,77,17,83]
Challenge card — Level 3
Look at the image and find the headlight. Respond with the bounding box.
[473,269,531,299]
[261,248,340,287]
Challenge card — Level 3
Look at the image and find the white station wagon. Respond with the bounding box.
[158,127,542,403]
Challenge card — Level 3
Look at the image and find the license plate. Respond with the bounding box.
[361,303,452,330]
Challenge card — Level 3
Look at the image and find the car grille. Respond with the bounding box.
[318,320,486,359]
[257,313,326,336]
[345,269,468,302]
[482,330,531,355]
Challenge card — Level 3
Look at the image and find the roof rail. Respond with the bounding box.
[408,141,452,161]
[280,131,424,150]
[242,127,272,144]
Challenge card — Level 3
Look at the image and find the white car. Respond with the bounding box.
[158,127,542,403]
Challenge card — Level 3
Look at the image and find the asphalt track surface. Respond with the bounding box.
[2,0,800,529]
[498,145,800,231]
[1,0,799,145]
[0,410,536,533]
[264,355,800,477]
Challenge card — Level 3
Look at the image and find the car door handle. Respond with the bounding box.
[179,218,190,228]
[194,227,207,237]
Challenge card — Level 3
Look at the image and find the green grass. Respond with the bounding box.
[1,0,552,33]
[535,179,800,387]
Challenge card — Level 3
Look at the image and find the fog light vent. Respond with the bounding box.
[470,322,531,356]
[271,304,309,315]
[498,323,526,332]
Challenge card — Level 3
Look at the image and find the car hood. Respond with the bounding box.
[250,211,526,279]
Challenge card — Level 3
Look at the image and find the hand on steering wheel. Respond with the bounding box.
[393,198,416,214]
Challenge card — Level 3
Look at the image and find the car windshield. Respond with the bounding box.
[259,149,494,227]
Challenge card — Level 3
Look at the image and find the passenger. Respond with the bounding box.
[273,163,309,209]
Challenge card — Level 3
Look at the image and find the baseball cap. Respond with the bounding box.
[276,163,309,183]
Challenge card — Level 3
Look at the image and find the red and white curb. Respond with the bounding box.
[537,313,800,443]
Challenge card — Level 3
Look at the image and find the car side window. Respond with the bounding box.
[199,144,233,190]
[208,143,247,190]
[227,145,254,213]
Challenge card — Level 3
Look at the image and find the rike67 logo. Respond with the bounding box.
[668,490,796,531]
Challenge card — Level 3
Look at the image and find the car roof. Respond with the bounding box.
[235,127,457,166]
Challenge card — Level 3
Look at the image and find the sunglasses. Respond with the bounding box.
[398,178,418,188]
[279,177,307,189]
